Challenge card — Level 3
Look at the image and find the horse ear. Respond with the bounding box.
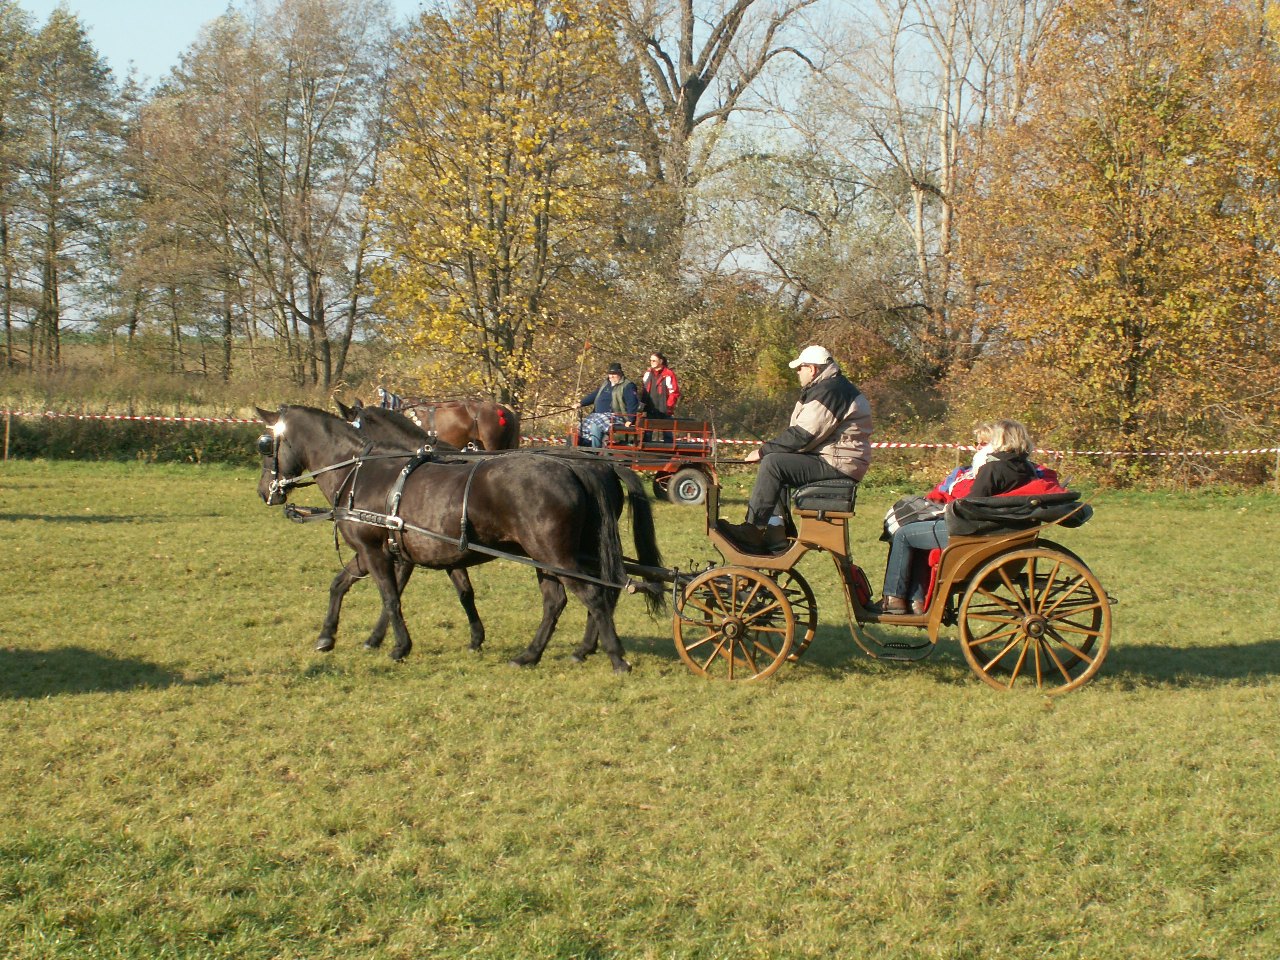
[334,399,353,419]
[256,406,279,425]
[352,399,365,412]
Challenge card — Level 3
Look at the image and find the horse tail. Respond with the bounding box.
[610,465,665,615]
[574,462,625,603]
[498,403,521,449]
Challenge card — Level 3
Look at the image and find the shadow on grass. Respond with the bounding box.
[0,512,161,524]
[0,647,219,699]
[1102,638,1280,686]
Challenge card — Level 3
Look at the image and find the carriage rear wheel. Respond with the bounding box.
[772,569,817,662]
[958,547,1110,694]
[674,567,794,680]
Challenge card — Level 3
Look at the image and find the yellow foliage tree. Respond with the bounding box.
[369,0,637,404]
[953,0,1280,467]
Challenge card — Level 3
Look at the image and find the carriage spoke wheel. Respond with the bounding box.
[771,569,817,662]
[674,567,794,680]
[959,547,1111,694]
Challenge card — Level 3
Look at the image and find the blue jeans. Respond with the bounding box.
[882,519,948,603]
[746,451,849,525]
[581,412,622,447]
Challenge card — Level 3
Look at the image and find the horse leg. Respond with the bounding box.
[317,554,366,652]
[570,617,599,663]
[364,560,414,650]
[509,573,567,668]
[448,567,486,651]
[364,549,413,661]
[566,582,630,673]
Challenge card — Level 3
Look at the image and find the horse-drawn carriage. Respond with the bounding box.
[637,478,1112,693]
[567,414,719,506]
[258,404,1112,694]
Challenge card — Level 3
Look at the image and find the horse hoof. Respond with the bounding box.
[509,657,538,669]
[568,653,588,664]
[363,638,384,650]
[315,637,335,653]
[390,648,410,662]
[612,660,632,674]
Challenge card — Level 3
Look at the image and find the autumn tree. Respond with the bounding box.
[616,0,819,233]
[21,8,119,369]
[371,0,638,404]
[125,0,392,387]
[726,0,1061,394]
[0,1,33,367]
[124,14,256,377]
[954,0,1280,464]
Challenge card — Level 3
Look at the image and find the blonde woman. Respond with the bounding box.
[874,419,1038,615]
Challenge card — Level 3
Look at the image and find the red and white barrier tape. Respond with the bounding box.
[2,409,260,424]
[4,410,1277,458]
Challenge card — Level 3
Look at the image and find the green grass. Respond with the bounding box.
[2,462,1279,958]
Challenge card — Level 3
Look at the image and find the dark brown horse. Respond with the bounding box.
[374,389,520,450]
[257,405,654,672]
[330,400,662,660]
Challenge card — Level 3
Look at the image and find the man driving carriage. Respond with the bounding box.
[579,361,640,447]
[719,345,874,554]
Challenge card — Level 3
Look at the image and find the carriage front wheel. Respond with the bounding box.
[674,567,795,680]
[958,547,1111,694]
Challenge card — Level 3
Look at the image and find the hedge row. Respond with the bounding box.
[3,417,263,466]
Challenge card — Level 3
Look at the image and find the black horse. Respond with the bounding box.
[257,405,657,672]
[328,399,663,661]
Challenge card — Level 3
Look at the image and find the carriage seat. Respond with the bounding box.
[794,478,859,515]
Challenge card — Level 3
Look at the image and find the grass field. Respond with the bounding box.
[2,460,1279,959]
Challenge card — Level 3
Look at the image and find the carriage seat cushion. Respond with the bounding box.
[794,478,860,513]
[945,492,1091,537]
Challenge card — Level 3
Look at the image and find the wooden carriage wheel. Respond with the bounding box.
[958,547,1111,694]
[674,567,795,680]
[772,569,817,662]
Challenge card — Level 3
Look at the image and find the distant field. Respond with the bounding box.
[2,461,1279,959]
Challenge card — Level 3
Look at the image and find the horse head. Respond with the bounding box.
[255,406,292,505]
[255,405,363,505]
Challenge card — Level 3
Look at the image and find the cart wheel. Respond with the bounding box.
[674,567,794,680]
[772,569,817,662]
[651,477,668,501]
[667,467,708,506]
[958,547,1110,694]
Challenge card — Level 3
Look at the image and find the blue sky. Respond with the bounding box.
[16,1,425,86]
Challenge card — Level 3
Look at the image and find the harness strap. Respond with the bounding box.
[329,506,626,590]
[384,448,435,560]
[456,459,483,551]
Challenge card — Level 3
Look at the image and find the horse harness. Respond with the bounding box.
[277,443,628,591]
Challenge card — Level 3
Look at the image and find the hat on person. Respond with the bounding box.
[605,362,624,375]
[788,345,833,369]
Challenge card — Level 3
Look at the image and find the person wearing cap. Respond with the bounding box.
[719,345,874,553]
[579,361,640,447]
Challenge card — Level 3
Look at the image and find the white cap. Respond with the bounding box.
[788,345,833,369]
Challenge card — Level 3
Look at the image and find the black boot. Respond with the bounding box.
[717,519,769,553]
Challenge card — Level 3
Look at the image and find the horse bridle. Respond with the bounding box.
[257,408,363,500]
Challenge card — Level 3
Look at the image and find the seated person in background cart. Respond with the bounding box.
[579,361,640,447]
[641,351,680,419]
[719,345,874,554]
[874,418,1064,615]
